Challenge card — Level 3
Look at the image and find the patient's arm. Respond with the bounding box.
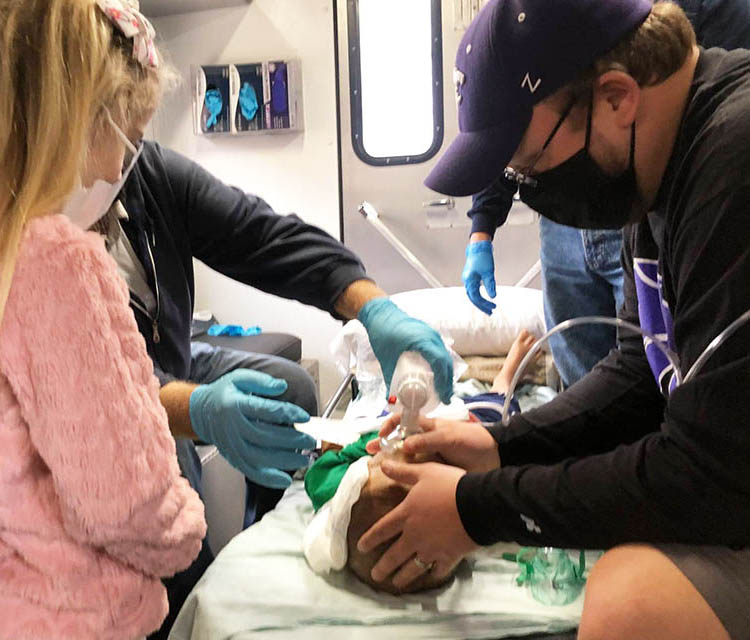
[346,450,461,594]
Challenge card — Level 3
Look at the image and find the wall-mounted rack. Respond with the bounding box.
[139,0,251,18]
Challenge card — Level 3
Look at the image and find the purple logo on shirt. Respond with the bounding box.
[633,258,677,394]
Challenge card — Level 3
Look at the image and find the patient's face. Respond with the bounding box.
[345,449,461,594]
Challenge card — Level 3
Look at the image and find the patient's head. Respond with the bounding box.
[345,448,461,594]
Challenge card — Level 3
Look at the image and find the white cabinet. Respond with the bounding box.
[139,0,251,18]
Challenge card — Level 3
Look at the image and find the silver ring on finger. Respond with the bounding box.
[413,556,436,572]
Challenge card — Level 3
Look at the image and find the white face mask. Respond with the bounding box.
[63,114,143,230]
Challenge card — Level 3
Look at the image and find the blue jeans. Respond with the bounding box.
[539,217,625,388]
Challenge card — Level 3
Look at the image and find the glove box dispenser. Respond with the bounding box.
[193,60,302,136]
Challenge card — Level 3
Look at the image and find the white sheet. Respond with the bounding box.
[294,416,386,447]
[169,483,587,640]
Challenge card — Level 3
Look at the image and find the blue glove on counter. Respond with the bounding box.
[189,369,316,489]
[207,324,262,337]
[358,298,453,404]
[462,240,497,315]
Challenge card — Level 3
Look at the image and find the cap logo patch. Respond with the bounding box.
[454,67,466,106]
[521,72,541,94]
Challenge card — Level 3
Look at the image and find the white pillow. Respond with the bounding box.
[329,319,467,382]
[389,286,545,356]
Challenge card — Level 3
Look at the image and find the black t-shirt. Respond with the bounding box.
[456,48,750,549]
[680,0,750,50]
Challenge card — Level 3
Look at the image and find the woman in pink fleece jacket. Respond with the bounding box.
[0,2,206,639]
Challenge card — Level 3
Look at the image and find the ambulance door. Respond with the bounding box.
[336,0,540,294]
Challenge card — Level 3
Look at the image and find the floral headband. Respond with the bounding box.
[96,0,159,68]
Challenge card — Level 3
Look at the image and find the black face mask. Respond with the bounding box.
[511,101,639,230]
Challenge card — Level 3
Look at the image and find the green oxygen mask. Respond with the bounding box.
[503,547,589,606]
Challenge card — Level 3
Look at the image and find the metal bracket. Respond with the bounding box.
[358,201,444,288]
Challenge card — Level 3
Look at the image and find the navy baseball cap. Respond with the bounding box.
[425,0,653,197]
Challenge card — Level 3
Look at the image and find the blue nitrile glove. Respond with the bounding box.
[358,298,454,404]
[207,324,262,337]
[204,89,224,129]
[189,369,316,490]
[239,82,259,121]
[462,240,497,315]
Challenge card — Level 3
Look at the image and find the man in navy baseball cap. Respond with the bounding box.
[425,0,652,197]
[359,2,750,638]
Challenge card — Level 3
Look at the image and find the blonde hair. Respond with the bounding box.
[0,0,170,324]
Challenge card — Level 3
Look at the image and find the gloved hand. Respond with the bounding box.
[189,369,316,490]
[204,88,224,129]
[462,240,497,315]
[358,298,453,404]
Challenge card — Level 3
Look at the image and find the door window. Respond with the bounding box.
[348,0,444,166]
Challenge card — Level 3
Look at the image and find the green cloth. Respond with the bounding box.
[304,431,378,511]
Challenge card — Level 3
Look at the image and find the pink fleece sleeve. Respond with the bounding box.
[2,216,206,577]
